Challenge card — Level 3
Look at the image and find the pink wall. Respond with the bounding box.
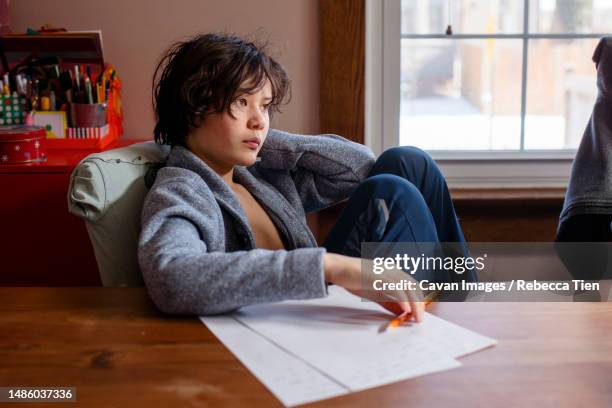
[10,0,320,140]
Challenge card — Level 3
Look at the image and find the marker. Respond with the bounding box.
[85,77,93,104]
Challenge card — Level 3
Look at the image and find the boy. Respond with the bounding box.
[139,33,471,318]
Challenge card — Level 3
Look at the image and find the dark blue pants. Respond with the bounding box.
[323,146,477,283]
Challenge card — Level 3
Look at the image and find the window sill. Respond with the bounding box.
[436,159,573,189]
[430,151,576,161]
[451,187,566,206]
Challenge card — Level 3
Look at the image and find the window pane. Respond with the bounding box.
[529,0,612,33]
[524,38,598,149]
[401,0,524,34]
[400,39,522,150]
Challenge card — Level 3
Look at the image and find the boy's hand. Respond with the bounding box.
[323,253,425,322]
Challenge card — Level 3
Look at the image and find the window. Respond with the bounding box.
[366,0,612,187]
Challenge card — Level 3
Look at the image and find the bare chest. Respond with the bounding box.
[231,184,286,250]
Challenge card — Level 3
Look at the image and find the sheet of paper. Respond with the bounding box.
[234,286,495,391]
[202,313,460,406]
[201,286,496,406]
[201,316,349,406]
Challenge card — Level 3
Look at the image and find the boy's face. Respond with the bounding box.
[186,79,272,173]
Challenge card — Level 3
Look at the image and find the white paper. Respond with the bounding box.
[201,286,496,406]
[201,316,348,406]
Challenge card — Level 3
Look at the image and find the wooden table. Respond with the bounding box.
[1,287,611,407]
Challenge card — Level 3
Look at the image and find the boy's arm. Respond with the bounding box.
[138,174,328,316]
[255,129,376,212]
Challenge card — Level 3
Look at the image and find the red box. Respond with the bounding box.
[0,125,47,164]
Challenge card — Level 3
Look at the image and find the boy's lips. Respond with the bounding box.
[243,137,261,150]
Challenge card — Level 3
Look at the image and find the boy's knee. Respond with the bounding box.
[360,174,423,202]
[377,146,433,167]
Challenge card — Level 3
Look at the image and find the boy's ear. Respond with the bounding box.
[193,110,211,127]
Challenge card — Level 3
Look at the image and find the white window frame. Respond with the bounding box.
[365,0,607,188]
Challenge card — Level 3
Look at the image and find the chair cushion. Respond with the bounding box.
[68,141,170,286]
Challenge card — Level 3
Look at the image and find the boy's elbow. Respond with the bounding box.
[140,259,238,316]
[146,276,229,316]
[142,268,189,315]
[152,292,239,316]
[357,150,376,179]
[367,146,376,162]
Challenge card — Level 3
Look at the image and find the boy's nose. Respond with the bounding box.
[247,110,266,130]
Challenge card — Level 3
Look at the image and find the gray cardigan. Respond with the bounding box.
[138,129,376,315]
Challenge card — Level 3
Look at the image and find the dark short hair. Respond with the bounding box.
[152,33,291,146]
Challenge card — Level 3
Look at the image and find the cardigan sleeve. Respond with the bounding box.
[254,128,376,212]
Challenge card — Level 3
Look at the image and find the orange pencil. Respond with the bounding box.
[389,293,437,328]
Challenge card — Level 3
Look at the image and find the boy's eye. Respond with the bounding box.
[237,98,247,107]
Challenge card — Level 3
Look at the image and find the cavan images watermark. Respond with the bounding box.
[360,242,612,302]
